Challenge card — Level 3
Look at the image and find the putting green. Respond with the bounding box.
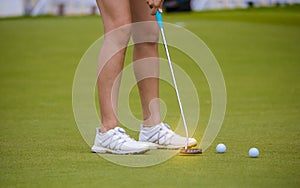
[0,5,299,188]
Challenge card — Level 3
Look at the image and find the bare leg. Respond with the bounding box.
[130,0,161,127]
[96,0,131,132]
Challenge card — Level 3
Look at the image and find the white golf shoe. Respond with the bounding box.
[91,127,150,154]
[139,123,197,149]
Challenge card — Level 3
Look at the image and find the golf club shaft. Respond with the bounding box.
[156,11,189,149]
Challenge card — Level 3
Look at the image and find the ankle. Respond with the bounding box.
[142,121,162,128]
[100,123,118,133]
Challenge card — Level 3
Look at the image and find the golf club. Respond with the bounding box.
[155,11,202,155]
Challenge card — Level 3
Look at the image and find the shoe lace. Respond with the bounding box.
[106,128,134,149]
[114,130,133,142]
[156,124,175,145]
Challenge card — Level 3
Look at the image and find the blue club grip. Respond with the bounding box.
[155,11,164,28]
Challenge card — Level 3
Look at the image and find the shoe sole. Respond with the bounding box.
[142,142,197,150]
[159,143,197,149]
[91,145,149,155]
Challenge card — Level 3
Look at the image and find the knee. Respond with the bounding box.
[132,22,159,44]
[104,19,132,49]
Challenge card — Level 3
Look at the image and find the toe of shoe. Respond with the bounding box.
[188,138,197,146]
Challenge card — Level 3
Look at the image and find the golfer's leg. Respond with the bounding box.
[96,0,131,133]
[130,0,161,127]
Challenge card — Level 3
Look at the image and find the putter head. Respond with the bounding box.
[180,148,202,155]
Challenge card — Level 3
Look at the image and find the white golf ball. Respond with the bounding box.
[249,148,259,158]
[216,143,226,153]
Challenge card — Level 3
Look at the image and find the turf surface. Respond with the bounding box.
[0,5,299,188]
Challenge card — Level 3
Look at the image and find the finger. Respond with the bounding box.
[156,0,164,13]
[153,0,161,7]
[147,0,154,6]
[159,0,164,10]
[147,0,154,9]
[150,7,156,15]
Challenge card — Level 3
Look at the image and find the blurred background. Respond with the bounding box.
[1,0,299,17]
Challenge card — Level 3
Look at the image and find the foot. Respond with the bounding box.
[139,123,197,149]
[91,127,150,154]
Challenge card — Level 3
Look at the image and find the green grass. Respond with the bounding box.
[1,5,300,188]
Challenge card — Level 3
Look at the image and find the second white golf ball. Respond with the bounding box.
[249,148,259,158]
[216,143,226,153]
